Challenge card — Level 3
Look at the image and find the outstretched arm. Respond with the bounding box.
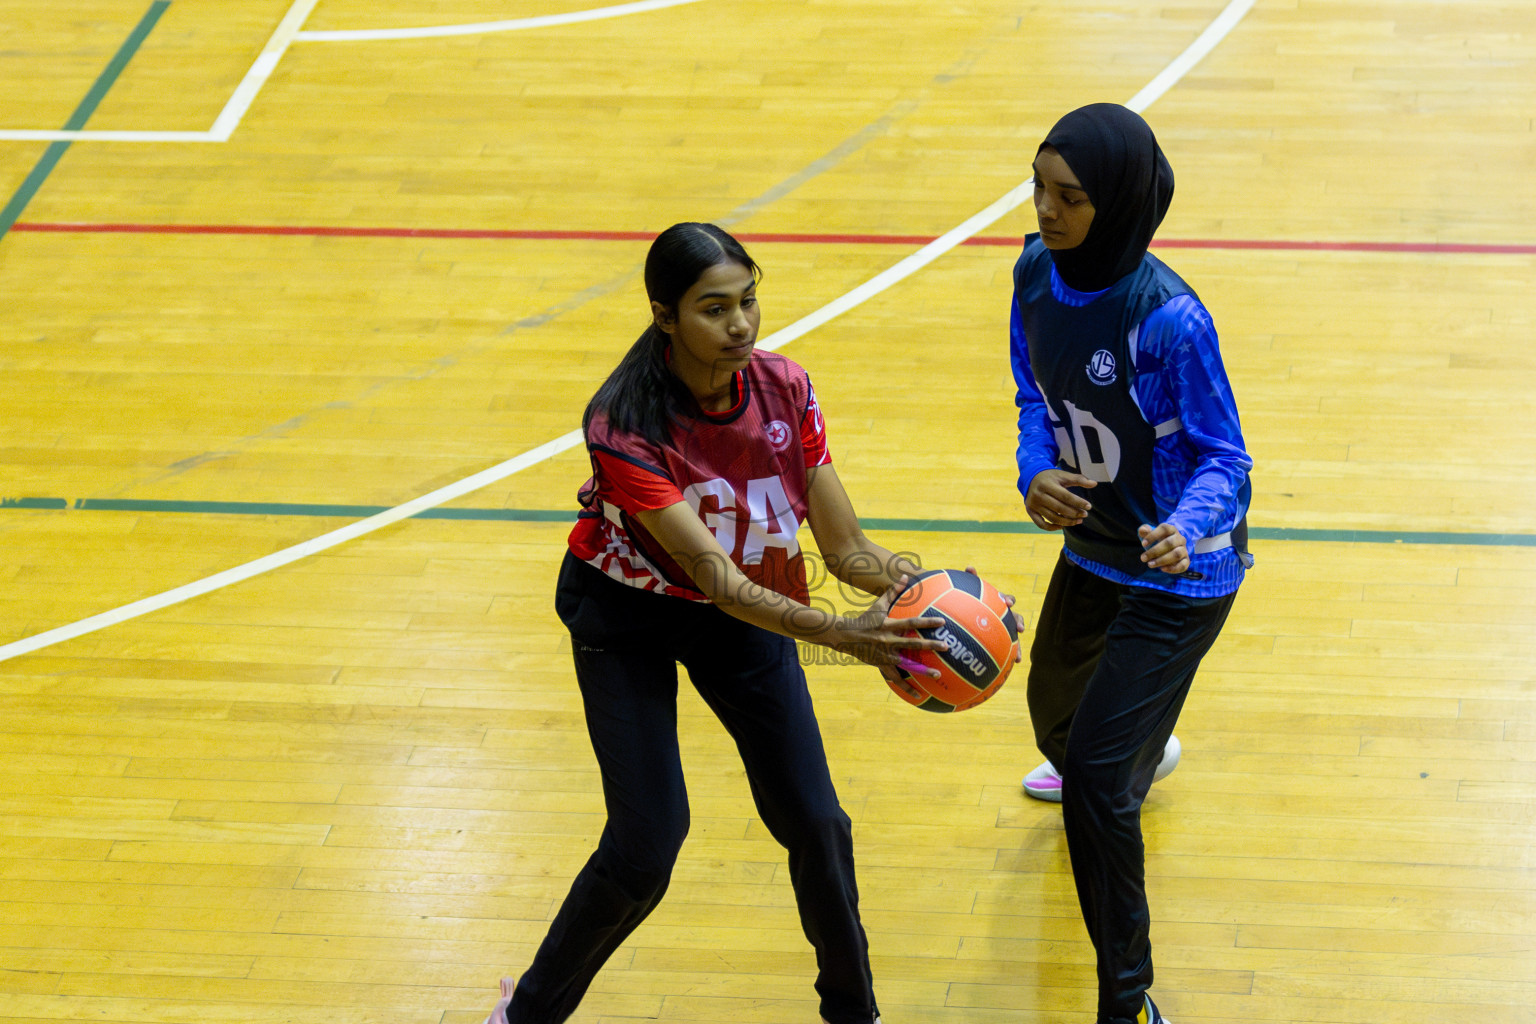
[805,463,1024,673]
[803,463,920,596]
[634,499,943,674]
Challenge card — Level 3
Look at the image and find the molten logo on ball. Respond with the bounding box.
[934,625,988,678]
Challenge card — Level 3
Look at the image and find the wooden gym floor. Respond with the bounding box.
[1,2,1533,1022]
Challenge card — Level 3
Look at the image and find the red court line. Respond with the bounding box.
[10,221,1536,254]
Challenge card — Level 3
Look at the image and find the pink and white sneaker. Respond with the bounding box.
[482,977,514,1024]
[1021,759,1064,801]
[1021,736,1182,803]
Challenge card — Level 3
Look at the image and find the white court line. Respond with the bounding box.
[0,0,700,142]
[0,0,318,143]
[0,434,586,663]
[757,178,1037,354]
[0,0,1256,665]
[756,0,1256,350]
[208,0,321,140]
[0,129,220,143]
[1126,0,1257,111]
[296,0,710,42]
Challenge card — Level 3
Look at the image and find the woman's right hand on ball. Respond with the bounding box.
[829,576,946,677]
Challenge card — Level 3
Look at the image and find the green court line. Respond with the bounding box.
[70,497,574,522]
[1,497,68,510]
[2,496,1532,547]
[0,2,170,241]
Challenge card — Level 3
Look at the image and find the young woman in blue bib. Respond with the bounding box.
[1010,104,1254,1024]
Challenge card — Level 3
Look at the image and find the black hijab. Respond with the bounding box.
[1038,103,1174,292]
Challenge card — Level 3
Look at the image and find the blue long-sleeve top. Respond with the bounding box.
[1011,269,1253,596]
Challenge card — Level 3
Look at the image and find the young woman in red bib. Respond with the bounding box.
[482,222,986,1024]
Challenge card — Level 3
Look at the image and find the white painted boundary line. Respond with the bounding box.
[0,0,705,141]
[758,179,1037,353]
[0,0,1256,664]
[0,0,318,143]
[208,0,321,140]
[1126,0,1256,111]
[0,434,585,663]
[296,0,710,42]
[0,129,219,143]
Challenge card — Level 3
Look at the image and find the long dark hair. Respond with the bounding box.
[583,223,762,446]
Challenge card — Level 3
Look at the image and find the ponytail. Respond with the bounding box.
[582,323,691,446]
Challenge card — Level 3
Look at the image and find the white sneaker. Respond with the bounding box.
[1021,736,1181,803]
[1155,735,1181,782]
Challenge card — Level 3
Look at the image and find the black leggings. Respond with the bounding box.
[506,553,877,1024]
[1028,554,1237,1024]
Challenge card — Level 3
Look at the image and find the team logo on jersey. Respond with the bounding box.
[765,420,792,451]
[1087,349,1117,385]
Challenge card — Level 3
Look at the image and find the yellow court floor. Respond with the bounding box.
[1,2,1534,1023]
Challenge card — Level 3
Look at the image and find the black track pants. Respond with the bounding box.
[507,554,877,1024]
[1027,553,1236,1023]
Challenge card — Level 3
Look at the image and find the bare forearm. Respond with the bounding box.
[823,533,921,596]
[681,548,846,646]
[803,463,922,596]
[633,499,943,673]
